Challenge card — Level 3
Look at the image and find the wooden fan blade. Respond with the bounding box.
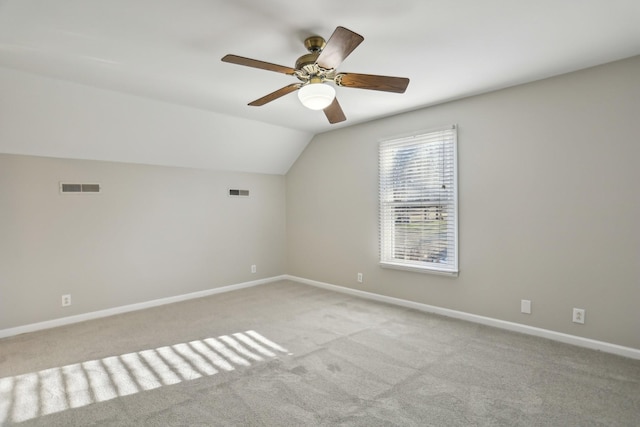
[248,83,302,106]
[336,73,409,93]
[222,54,296,75]
[323,98,346,124]
[316,26,364,70]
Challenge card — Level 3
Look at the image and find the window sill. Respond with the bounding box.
[380,261,458,277]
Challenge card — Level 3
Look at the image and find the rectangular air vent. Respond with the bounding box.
[228,189,249,197]
[60,183,101,194]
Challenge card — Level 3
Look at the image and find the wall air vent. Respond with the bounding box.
[228,189,249,197]
[60,183,101,194]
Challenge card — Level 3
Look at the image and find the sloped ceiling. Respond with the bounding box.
[0,1,639,174]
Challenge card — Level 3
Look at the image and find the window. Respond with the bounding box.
[379,126,458,275]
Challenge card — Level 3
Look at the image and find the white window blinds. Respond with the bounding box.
[379,126,458,275]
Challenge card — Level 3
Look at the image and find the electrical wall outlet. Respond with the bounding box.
[61,294,71,307]
[520,299,531,314]
[572,308,585,324]
[251,264,256,274]
[357,273,363,283]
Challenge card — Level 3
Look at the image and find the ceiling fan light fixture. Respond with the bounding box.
[297,83,335,110]
[222,26,408,123]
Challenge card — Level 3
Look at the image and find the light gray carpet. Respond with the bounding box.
[1,280,639,426]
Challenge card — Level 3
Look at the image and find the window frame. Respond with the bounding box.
[378,125,459,276]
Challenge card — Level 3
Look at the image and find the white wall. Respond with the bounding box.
[0,154,286,329]
[286,56,640,349]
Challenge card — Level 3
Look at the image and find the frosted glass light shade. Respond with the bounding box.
[297,83,335,110]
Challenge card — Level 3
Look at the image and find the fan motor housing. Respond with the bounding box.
[295,53,319,70]
[296,35,326,70]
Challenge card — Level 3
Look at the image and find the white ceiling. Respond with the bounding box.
[1,1,639,173]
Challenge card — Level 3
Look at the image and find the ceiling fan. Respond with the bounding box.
[221,26,410,124]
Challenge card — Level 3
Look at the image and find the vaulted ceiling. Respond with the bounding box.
[1,1,639,174]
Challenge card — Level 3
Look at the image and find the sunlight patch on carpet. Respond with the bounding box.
[0,330,290,424]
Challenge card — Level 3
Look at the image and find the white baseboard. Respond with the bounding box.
[0,276,286,340]
[3,274,638,360]
[285,275,640,360]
